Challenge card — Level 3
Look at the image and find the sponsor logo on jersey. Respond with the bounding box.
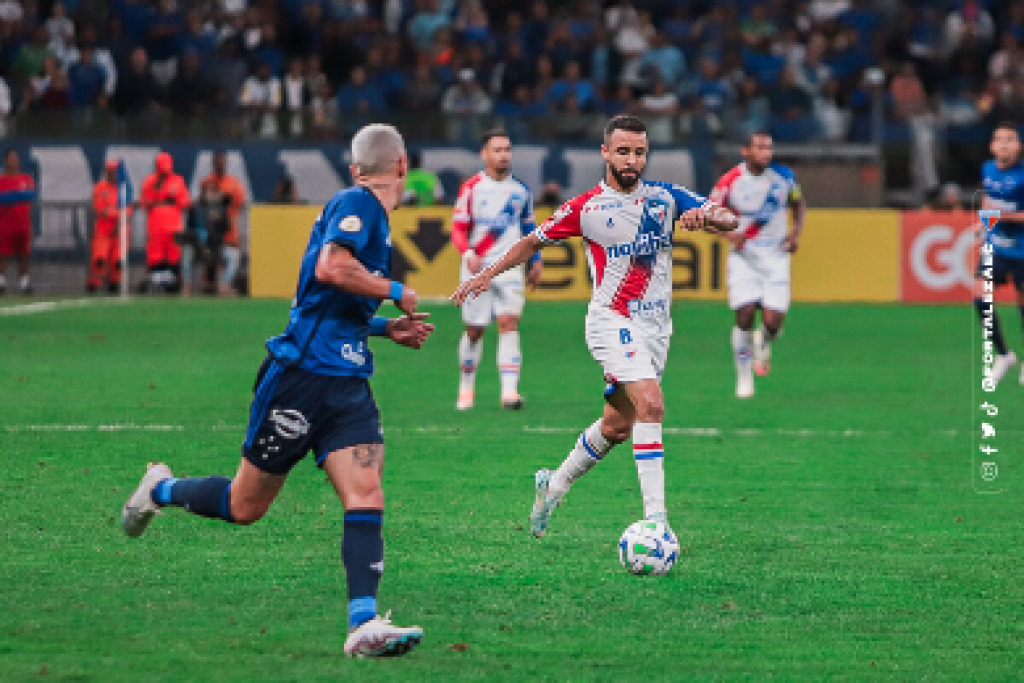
[607,232,673,258]
[269,409,310,440]
[341,342,367,366]
[339,215,362,232]
[627,298,668,318]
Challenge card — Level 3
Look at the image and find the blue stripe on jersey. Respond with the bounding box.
[243,360,286,448]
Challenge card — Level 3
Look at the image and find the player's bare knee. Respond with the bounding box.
[637,403,665,423]
[496,316,519,333]
[231,501,269,525]
[601,422,631,444]
[736,306,757,330]
[465,326,485,343]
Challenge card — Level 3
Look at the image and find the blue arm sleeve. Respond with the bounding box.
[0,189,37,205]
[368,317,389,336]
[647,180,707,221]
[323,192,374,255]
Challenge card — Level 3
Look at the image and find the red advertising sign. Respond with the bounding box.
[901,211,1016,303]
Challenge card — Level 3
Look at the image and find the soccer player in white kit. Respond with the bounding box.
[452,114,738,537]
[452,130,543,410]
[710,132,806,398]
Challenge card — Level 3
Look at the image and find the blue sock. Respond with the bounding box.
[152,476,234,523]
[343,509,384,630]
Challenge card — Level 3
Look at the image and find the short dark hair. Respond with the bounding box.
[603,114,647,141]
[993,121,1021,138]
[743,130,772,147]
[481,129,510,148]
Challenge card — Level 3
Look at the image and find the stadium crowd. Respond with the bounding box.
[0,0,1020,146]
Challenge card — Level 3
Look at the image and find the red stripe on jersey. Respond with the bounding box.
[610,261,653,317]
[585,237,607,286]
[452,172,483,254]
[474,231,497,256]
[710,164,742,208]
[538,185,602,241]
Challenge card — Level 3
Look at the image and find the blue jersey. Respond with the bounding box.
[982,159,1024,259]
[265,186,391,377]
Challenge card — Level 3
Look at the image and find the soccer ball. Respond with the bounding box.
[618,520,679,575]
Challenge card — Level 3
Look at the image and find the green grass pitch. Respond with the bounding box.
[1,298,1021,681]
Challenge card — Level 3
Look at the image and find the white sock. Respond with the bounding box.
[19,274,29,289]
[458,334,482,392]
[632,422,666,518]
[732,326,753,372]
[548,419,615,499]
[0,275,6,288]
[497,330,521,397]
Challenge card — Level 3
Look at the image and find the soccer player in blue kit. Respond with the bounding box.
[976,122,1024,387]
[121,124,434,658]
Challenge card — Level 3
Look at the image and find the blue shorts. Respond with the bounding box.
[977,253,1024,289]
[242,357,383,475]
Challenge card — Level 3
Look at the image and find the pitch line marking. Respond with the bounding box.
[0,298,130,317]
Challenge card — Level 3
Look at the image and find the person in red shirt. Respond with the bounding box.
[87,160,132,293]
[140,152,190,293]
[0,149,37,295]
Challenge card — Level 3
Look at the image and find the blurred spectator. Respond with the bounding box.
[45,2,75,62]
[148,0,185,87]
[532,54,556,107]
[740,3,776,47]
[403,61,442,111]
[494,83,545,118]
[403,150,444,206]
[768,66,817,142]
[272,174,302,203]
[310,80,339,135]
[637,77,678,144]
[815,78,849,142]
[240,61,283,137]
[12,26,54,85]
[281,57,310,136]
[523,0,551,56]
[494,41,533,100]
[37,69,70,110]
[67,43,108,109]
[0,0,24,25]
[603,83,633,115]
[336,65,386,114]
[408,0,451,51]
[989,32,1024,80]
[943,1,994,59]
[166,50,213,115]
[933,182,964,211]
[681,57,734,115]
[253,23,285,77]
[743,36,786,87]
[548,60,598,112]
[825,28,873,86]
[537,179,562,207]
[180,10,217,61]
[454,0,490,46]
[113,47,161,117]
[792,32,830,98]
[210,38,247,110]
[442,68,492,114]
[889,62,929,119]
[305,54,328,97]
[544,20,585,73]
[837,0,882,48]
[63,26,117,99]
[638,31,685,89]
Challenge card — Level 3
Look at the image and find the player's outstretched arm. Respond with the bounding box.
[316,242,418,315]
[678,204,739,232]
[450,233,543,305]
[385,312,436,349]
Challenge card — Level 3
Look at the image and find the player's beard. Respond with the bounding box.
[609,163,641,192]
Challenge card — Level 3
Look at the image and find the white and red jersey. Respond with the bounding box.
[710,162,800,245]
[452,171,536,272]
[535,179,709,327]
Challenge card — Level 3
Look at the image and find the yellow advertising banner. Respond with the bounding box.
[250,206,900,302]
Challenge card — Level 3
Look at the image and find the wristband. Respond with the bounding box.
[388,280,404,301]
[368,317,389,336]
[528,251,541,265]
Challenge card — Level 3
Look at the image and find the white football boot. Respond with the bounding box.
[992,351,1018,388]
[122,462,173,538]
[529,469,561,537]
[343,612,423,658]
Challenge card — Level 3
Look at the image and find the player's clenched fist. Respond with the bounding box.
[388,312,435,349]
[451,273,492,305]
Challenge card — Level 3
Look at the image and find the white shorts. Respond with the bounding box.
[727,246,791,313]
[585,310,671,385]
[460,260,525,327]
